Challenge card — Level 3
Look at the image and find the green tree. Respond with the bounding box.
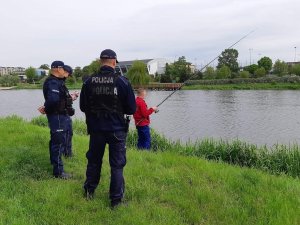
[239,70,250,78]
[39,64,50,70]
[216,65,231,79]
[25,67,37,83]
[243,64,259,75]
[88,60,101,74]
[258,57,272,73]
[203,66,215,79]
[127,61,150,85]
[73,67,83,79]
[254,67,266,77]
[290,64,300,76]
[217,48,239,72]
[273,60,288,76]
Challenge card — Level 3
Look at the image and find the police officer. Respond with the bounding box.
[42,61,76,179]
[80,49,136,208]
[62,65,79,157]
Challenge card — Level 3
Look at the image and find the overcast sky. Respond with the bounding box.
[0,0,299,68]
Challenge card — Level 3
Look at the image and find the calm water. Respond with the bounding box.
[1,89,300,146]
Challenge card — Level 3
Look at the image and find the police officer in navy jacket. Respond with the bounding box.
[80,49,136,208]
[42,61,76,179]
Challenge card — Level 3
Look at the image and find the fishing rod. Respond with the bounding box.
[156,30,255,108]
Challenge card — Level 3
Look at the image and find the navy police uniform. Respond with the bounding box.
[43,61,75,178]
[80,49,136,207]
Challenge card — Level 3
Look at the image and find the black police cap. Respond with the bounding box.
[63,65,73,76]
[100,49,119,63]
[51,61,64,68]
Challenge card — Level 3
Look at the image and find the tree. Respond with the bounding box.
[127,61,150,85]
[164,57,192,83]
[216,65,231,79]
[73,67,83,79]
[290,64,300,76]
[203,66,215,79]
[39,64,50,70]
[273,60,288,76]
[191,70,203,80]
[254,67,266,78]
[243,64,259,75]
[239,70,250,78]
[25,67,37,83]
[258,57,272,73]
[88,60,101,74]
[217,48,239,72]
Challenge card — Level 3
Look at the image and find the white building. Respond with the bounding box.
[147,58,172,75]
[0,67,25,76]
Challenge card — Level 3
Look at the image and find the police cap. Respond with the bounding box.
[51,61,64,69]
[100,49,119,63]
[63,65,73,76]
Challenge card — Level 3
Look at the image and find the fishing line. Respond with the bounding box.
[156,30,256,108]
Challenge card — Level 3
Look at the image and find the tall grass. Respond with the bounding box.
[30,116,300,178]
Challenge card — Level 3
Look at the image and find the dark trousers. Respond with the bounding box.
[47,114,71,175]
[84,131,127,201]
[136,125,151,150]
[64,118,73,157]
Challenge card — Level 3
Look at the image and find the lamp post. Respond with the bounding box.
[249,48,253,65]
[294,47,297,62]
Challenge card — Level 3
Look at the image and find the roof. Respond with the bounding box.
[117,59,153,66]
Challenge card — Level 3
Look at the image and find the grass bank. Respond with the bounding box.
[14,82,83,90]
[0,116,299,224]
[31,116,300,178]
[183,83,300,90]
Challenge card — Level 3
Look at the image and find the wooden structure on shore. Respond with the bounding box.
[133,83,183,91]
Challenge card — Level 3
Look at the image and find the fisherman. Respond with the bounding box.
[80,49,136,208]
[39,61,78,179]
[133,88,158,150]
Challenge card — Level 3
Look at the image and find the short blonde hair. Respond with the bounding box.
[137,88,146,96]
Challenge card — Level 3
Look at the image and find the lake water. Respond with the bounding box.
[1,89,300,146]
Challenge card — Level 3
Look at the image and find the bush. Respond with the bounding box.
[254,67,266,78]
[290,64,300,76]
[273,60,289,76]
[239,71,250,78]
[0,75,20,87]
[216,65,231,79]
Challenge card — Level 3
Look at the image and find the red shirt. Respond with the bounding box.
[133,96,154,126]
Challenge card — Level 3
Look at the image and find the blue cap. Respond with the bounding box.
[100,49,118,63]
[51,61,64,68]
[63,65,73,76]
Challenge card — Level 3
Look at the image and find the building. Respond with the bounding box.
[116,58,172,76]
[0,67,25,76]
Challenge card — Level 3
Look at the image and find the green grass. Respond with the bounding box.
[183,83,300,90]
[1,116,300,225]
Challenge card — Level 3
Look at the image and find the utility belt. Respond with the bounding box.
[88,110,130,132]
[50,108,75,116]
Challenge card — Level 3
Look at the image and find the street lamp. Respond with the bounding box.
[249,48,253,65]
[294,47,297,62]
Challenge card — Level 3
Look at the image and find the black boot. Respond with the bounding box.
[54,172,72,180]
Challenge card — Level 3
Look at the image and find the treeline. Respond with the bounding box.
[159,49,300,83]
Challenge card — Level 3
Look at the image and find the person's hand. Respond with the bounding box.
[152,106,158,112]
[38,106,46,114]
[71,91,79,101]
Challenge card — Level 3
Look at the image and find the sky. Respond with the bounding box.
[0,0,299,68]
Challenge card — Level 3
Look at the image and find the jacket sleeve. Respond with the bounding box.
[138,99,154,118]
[79,83,86,112]
[44,80,60,113]
[117,77,136,115]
